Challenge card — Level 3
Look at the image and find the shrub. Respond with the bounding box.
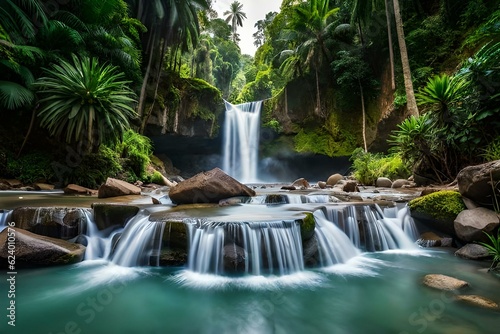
[350,148,411,185]
[482,138,500,162]
[117,130,152,180]
[7,152,55,184]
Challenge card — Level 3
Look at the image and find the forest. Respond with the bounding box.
[0,0,499,188]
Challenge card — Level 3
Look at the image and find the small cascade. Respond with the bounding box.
[323,206,361,248]
[361,205,417,251]
[82,210,123,260]
[313,210,360,266]
[0,210,12,232]
[186,219,304,276]
[222,101,262,183]
[111,211,165,267]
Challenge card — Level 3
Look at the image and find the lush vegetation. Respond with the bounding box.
[478,231,500,271]
[0,0,499,187]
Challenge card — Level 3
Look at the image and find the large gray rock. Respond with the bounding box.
[11,207,87,240]
[455,244,491,260]
[457,160,500,207]
[454,207,499,243]
[376,177,393,188]
[0,228,85,266]
[169,168,256,204]
[423,274,469,291]
[98,178,141,198]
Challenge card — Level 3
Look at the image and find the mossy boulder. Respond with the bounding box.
[409,191,466,236]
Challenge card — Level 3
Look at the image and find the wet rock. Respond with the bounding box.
[223,244,246,272]
[416,232,453,247]
[423,274,469,291]
[392,179,411,189]
[0,228,85,267]
[91,204,140,230]
[303,236,319,267]
[376,177,393,188]
[342,180,359,193]
[265,194,289,204]
[455,295,498,310]
[161,221,188,251]
[317,181,327,189]
[169,168,255,204]
[11,207,86,240]
[97,178,141,199]
[457,160,500,208]
[455,244,491,260]
[64,184,97,195]
[281,185,296,191]
[326,174,343,186]
[454,207,499,243]
[291,178,310,189]
[159,249,187,266]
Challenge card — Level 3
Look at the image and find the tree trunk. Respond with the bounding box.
[392,0,419,116]
[385,0,396,91]
[137,30,157,119]
[17,103,39,158]
[359,79,367,152]
[315,68,321,117]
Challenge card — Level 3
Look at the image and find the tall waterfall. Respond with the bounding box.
[222,101,262,183]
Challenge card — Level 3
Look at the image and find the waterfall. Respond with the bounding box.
[0,210,12,232]
[323,205,361,248]
[186,219,304,276]
[313,210,361,266]
[82,210,123,261]
[222,101,262,183]
[111,211,165,267]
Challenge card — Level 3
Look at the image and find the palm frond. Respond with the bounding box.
[0,80,34,109]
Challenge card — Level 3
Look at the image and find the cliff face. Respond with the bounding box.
[144,75,224,139]
[265,61,408,157]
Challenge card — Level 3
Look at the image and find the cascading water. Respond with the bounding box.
[323,205,361,248]
[186,218,304,276]
[111,211,165,267]
[313,210,360,266]
[82,210,123,260]
[222,100,262,183]
[0,209,12,232]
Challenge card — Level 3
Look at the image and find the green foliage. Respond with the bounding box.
[6,152,54,184]
[147,170,165,185]
[482,138,500,162]
[263,119,282,133]
[34,54,137,152]
[350,148,411,186]
[408,191,467,222]
[477,230,500,270]
[63,145,122,189]
[117,130,152,181]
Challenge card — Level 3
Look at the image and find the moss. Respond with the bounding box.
[299,212,316,241]
[409,191,466,221]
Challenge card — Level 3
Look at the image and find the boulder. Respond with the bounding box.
[97,178,141,198]
[265,194,290,204]
[303,236,319,267]
[457,160,500,207]
[317,181,327,189]
[281,185,296,191]
[416,232,453,247]
[168,168,256,204]
[0,228,85,267]
[455,295,499,310]
[3,179,22,188]
[392,179,411,189]
[64,184,97,195]
[342,180,359,193]
[423,274,469,291]
[454,207,499,243]
[326,174,343,186]
[455,244,491,260]
[11,207,87,240]
[291,178,310,189]
[223,244,246,272]
[91,204,140,230]
[376,177,393,188]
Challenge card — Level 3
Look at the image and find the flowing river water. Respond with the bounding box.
[0,189,499,333]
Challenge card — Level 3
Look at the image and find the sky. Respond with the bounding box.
[212,0,283,56]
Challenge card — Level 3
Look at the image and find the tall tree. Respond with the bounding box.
[392,0,418,116]
[286,0,339,117]
[223,1,247,44]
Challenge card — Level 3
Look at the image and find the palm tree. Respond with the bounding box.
[34,54,137,153]
[392,0,418,116]
[224,1,247,44]
[286,0,339,117]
